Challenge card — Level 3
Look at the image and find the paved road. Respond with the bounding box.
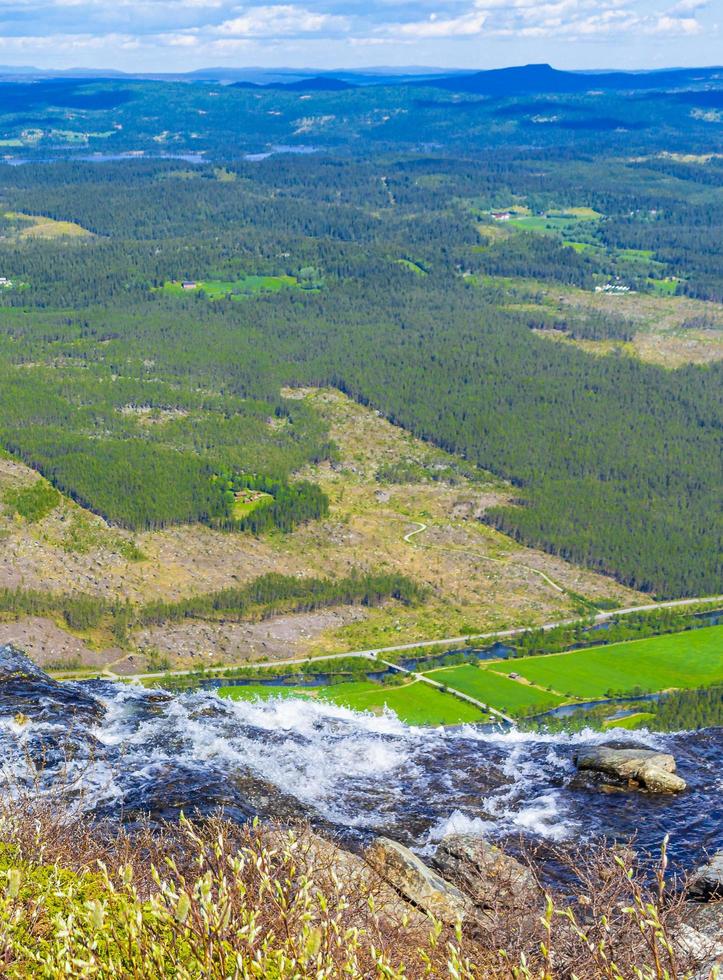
[120,593,723,684]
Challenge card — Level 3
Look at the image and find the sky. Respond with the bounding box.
[0,0,720,73]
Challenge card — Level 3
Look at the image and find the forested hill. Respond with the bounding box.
[0,68,721,158]
[0,149,720,598]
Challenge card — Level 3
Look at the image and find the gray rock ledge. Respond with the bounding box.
[574,746,686,793]
[366,837,471,923]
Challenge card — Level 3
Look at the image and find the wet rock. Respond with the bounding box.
[569,771,630,793]
[688,852,723,902]
[0,644,105,725]
[366,837,471,923]
[574,746,686,793]
[102,762,323,829]
[432,834,539,910]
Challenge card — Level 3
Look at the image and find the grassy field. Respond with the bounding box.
[218,684,310,701]
[563,241,599,254]
[231,489,273,519]
[5,211,91,239]
[498,625,723,699]
[423,664,567,716]
[604,712,655,730]
[507,209,601,235]
[646,278,679,296]
[397,259,428,276]
[219,678,489,726]
[161,276,297,299]
[484,275,722,367]
[323,679,488,725]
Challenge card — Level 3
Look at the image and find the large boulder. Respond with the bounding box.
[574,746,686,793]
[275,831,429,929]
[366,837,470,924]
[432,834,539,911]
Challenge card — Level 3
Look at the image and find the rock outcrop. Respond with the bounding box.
[432,833,539,911]
[366,837,471,923]
[688,851,723,902]
[677,903,723,978]
[574,746,686,793]
[274,831,429,930]
[674,852,723,977]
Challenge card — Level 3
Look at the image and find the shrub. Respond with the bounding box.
[0,786,704,980]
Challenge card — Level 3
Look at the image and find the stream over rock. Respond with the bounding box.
[0,645,720,873]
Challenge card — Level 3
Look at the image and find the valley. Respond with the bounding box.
[0,387,643,674]
[0,60,720,978]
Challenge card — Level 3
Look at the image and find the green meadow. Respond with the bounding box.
[219,678,488,726]
[498,625,723,699]
[397,259,428,276]
[231,489,273,519]
[161,275,297,300]
[217,626,721,724]
[507,208,601,235]
[423,664,567,717]
[647,277,679,295]
[218,684,310,701]
[603,712,656,730]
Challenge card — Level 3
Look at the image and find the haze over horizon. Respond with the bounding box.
[0,0,719,74]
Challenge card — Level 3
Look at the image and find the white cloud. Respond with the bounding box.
[163,32,199,45]
[0,0,714,67]
[396,9,487,38]
[216,4,348,37]
[0,30,141,49]
[650,13,702,33]
[207,37,253,49]
[380,0,708,42]
[668,0,708,11]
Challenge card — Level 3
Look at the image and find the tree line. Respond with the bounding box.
[0,571,426,645]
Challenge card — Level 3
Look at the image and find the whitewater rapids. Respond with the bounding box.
[0,647,720,870]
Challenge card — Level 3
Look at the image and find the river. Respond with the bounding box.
[0,645,720,875]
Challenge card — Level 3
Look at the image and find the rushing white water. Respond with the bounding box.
[0,647,720,868]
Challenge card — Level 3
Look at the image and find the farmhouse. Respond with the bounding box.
[491,211,512,222]
[181,280,197,290]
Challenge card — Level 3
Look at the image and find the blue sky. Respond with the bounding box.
[0,0,719,72]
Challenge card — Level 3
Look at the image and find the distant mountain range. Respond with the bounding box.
[220,63,723,94]
[0,63,720,94]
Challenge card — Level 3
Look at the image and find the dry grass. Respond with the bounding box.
[0,390,643,672]
[0,788,709,979]
[547,286,723,367]
[4,211,92,239]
